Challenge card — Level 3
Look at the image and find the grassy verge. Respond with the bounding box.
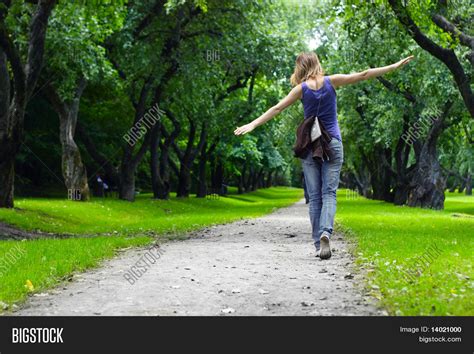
[0,236,150,307]
[0,187,303,308]
[0,187,302,235]
[336,190,474,315]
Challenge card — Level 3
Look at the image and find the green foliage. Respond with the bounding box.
[44,1,128,99]
[317,0,472,195]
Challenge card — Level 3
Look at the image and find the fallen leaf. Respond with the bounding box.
[25,279,34,292]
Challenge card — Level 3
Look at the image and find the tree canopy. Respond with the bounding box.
[0,0,472,209]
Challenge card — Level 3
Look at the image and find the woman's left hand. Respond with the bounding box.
[234,123,256,135]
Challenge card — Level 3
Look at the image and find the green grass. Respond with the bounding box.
[0,236,150,307]
[3,186,470,315]
[336,190,474,316]
[0,187,302,308]
[0,187,303,236]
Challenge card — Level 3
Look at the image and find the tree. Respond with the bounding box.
[0,0,57,208]
[319,0,468,209]
[40,0,127,200]
[388,0,473,118]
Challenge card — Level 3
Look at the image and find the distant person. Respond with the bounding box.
[235,52,413,259]
[221,183,228,196]
[95,174,109,197]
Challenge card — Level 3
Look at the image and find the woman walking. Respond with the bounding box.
[234,52,413,259]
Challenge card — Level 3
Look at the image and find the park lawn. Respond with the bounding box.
[336,190,474,316]
[0,236,150,308]
[0,187,302,309]
[0,187,302,235]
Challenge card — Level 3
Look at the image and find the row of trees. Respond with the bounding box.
[0,0,471,210]
[318,0,472,209]
[1,0,314,207]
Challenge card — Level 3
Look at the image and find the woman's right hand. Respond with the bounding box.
[394,55,415,69]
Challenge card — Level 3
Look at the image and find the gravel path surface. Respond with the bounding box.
[15,200,383,316]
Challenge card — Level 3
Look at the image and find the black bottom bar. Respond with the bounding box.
[0,316,472,353]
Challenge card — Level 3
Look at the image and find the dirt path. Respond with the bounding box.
[15,200,383,316]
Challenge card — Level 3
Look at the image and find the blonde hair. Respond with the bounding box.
[290,52,324,87]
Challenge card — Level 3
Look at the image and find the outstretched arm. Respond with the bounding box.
[234,84,302,135]
[329,55,414,88]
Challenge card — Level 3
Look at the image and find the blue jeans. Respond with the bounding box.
[301,139,344,250]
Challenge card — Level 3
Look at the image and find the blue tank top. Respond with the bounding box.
[301,76,342,142]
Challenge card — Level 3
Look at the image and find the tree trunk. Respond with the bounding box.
[61,139,90,201]
[368,148,393,202]
[237,176,244,194]
[447,173,457,192]
[238,164,246,194]
[119,164,136,201]
[459,180,466,193]
[151,123,175,200]
[158,143,172,199]
[175,125,194,198]
[258,170,266,188]
[196,141,207,198]
[244,165,253,191]
[195,123,207,198]
[47,78,90,200]
[212,159,224,193]
[0,103,22,208]
[252,167,263,191]
[407,102,452,209]
[154,115,181,200]
[266,170,273,188]
[393,184,410,205]
[0,1,55,207]
[247,168,254,191]
[407,148,445,209]
[168,112,192,199]
[176,158,192,198]
[0,157,15,208]
[118,79,154,202]
[393,129,414,205]
[150,124,165,199]
[465,174,472,195]
[352,165,372,198]
[0,49,16,208]
[174,120,207,198]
